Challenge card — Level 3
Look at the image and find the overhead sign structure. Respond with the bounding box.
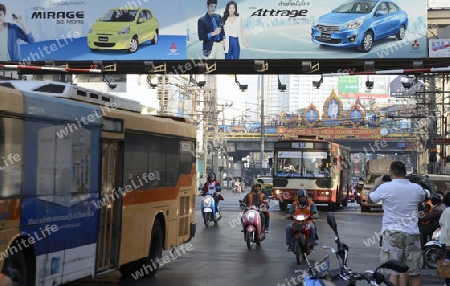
[0,0,427,63]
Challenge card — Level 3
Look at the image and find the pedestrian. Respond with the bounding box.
[439,192,450,286]
[369,161,426,286]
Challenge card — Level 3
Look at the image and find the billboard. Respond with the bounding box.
[1,0,186,63]
[186,0,427,60]
[0,0,427,63]
[337,75,390,99]
[429,39,450,58]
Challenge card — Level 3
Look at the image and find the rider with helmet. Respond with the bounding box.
[242,180,270,232]
[285,189,318,252]
[201,172,222,214]
[420,192,445,244]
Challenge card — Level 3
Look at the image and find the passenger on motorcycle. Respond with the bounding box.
[286,189,318,252]
[242,181,269,232]
[201,172,222,214]
[420,193,445,244]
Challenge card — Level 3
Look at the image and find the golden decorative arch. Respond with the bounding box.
[347,105,365,127]
[303,103,320,127]
[322,89,344,121]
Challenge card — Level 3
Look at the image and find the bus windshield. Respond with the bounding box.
[275,151,331,178]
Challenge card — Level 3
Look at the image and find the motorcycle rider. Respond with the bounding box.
[285,189,319,253]
[242,180,269,233]
[201,172,222,216]
[233,178,241,193]
[420,193,445,244]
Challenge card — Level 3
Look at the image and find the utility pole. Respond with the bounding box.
[260,74,265,176]
[430,76,438,174]
[157,75,167,115]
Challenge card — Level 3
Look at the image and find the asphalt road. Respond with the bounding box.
[66,188,443,286]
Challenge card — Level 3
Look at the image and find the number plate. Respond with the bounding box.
[98,36,108,42]
[321,33,331,38]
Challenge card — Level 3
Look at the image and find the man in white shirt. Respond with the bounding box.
[369,161,425,286]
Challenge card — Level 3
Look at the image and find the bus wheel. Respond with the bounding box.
[144,220,164,277]
[3,244,28,286]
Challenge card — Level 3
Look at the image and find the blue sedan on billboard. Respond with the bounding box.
[311,0,408,52]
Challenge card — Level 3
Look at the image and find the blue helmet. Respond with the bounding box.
[297,189,307,199]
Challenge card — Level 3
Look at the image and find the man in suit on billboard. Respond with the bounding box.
[198,0,225,59]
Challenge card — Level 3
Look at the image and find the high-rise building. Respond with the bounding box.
[261,74,339,120]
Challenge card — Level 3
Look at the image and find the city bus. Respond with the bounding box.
[0,80,196,285]
[271,135,351,211]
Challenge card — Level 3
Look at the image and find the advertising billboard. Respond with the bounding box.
[0,0,427,63]
[337,75,390,99]
[187,0,427,60]
[429,39,450,58]
[0,0,186,63]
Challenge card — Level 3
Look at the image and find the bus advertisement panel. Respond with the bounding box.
[0,0,427,63]
[271,136,351,211]
[22,92,101,284]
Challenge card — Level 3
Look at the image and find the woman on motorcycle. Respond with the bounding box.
[242,180,269,232]
[201,172,222,212]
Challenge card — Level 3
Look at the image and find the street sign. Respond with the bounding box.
[432,138,450,145]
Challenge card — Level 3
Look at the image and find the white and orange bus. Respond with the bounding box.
[0,80,196,285]
[271,135,351,211]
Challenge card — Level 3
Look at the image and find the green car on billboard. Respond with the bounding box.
[88,8,159,53]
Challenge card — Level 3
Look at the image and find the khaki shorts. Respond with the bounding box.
[380,231,423,276]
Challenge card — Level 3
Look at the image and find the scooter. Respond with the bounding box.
[288,213,311,265]
[201,194,222,227]
[424,227,441,269]
[232,184,241,194]
[310,212,409,286]
[240,200,267,249]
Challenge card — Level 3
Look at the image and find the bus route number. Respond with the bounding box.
[294,142,307,148]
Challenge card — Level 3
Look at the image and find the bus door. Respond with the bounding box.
[97,140,122,272]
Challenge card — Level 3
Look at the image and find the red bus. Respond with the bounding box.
[271,136,351,211]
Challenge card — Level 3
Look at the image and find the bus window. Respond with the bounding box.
[303,151,331,177]
[165,138,180,186]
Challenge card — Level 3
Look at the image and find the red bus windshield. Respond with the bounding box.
[275,150,332,178]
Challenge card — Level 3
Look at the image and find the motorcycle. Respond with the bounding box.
[299,257,409,286]
[288,213,311,265]
[239,200,267,249]
[201,194,222,227]
[424,227,441,269]
[298,212,408,286]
